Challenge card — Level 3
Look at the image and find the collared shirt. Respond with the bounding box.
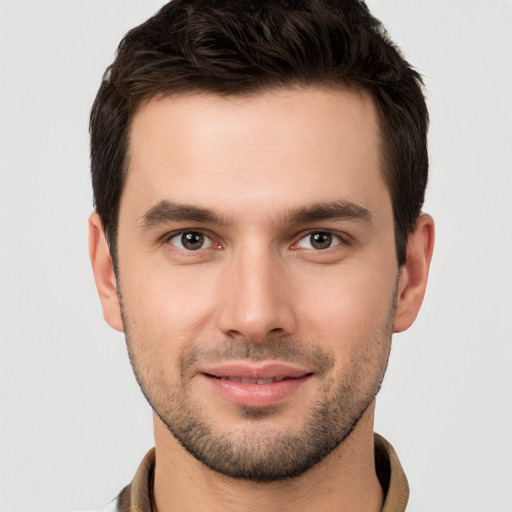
[106,433,409,512]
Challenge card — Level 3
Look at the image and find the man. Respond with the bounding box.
[88,0,434,510]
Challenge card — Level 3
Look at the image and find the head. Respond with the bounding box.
[90,0,429,270]
[89,0,434,482]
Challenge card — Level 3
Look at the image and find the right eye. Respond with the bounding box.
[295,231,343,250]
[167,231,213,251]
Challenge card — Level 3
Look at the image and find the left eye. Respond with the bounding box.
[296,232,342,250]
[167,231,213,251]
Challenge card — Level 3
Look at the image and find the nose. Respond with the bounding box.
[217,243,297,343]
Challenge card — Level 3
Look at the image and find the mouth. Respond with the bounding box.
[198,363,314,408]
[208,376,291,384]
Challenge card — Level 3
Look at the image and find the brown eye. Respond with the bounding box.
[310,232,332,249]
[181,232,204,250]
[168,231,212,251]
[296,232,341,250]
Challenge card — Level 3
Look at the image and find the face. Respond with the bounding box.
[109,88,402,480]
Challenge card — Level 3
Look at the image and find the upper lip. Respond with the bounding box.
[199,362,313,380]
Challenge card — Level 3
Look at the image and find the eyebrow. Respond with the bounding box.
[139,200,229,228]
[139,199,372,229]
[287,200,372,225]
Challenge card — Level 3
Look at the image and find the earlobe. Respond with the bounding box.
[88,212,124,332]
[393,214,435,333]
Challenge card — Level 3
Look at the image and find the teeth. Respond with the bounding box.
[220,376,287,384]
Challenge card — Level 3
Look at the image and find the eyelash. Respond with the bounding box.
[164,230,219,252]
[292,231,346,251]
[163,229,349,253]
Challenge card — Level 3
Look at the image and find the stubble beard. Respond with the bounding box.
[121,293,395,482]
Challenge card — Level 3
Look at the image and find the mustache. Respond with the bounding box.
[180,337,335,378]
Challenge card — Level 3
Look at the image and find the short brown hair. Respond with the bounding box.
[90,0,428,267]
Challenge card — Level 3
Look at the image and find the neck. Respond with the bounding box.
[152,403,383,512]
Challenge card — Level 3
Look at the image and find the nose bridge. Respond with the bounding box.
[218,239,295,341]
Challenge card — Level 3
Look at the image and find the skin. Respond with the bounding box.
[89,87,434,512]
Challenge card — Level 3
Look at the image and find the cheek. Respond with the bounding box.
[120,275,213,390]
[120,263,221,345]
[293,263,397,350]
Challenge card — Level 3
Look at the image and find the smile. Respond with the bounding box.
[210,376,289,384]
[198,363,314,408]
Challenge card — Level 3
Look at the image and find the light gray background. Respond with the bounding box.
[1,1,511,511]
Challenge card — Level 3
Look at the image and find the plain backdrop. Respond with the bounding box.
[1,1,511,511]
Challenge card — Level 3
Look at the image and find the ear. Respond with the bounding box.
[88,212,124,332]
[393,214,435,333]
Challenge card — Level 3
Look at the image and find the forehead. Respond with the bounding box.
[123,87,389,222]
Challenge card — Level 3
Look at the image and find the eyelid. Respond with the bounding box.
[292,229,350,250]
[159,228,350,253]
[162,229,221,251]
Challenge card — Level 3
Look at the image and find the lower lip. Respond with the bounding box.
[202,374,312,408]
